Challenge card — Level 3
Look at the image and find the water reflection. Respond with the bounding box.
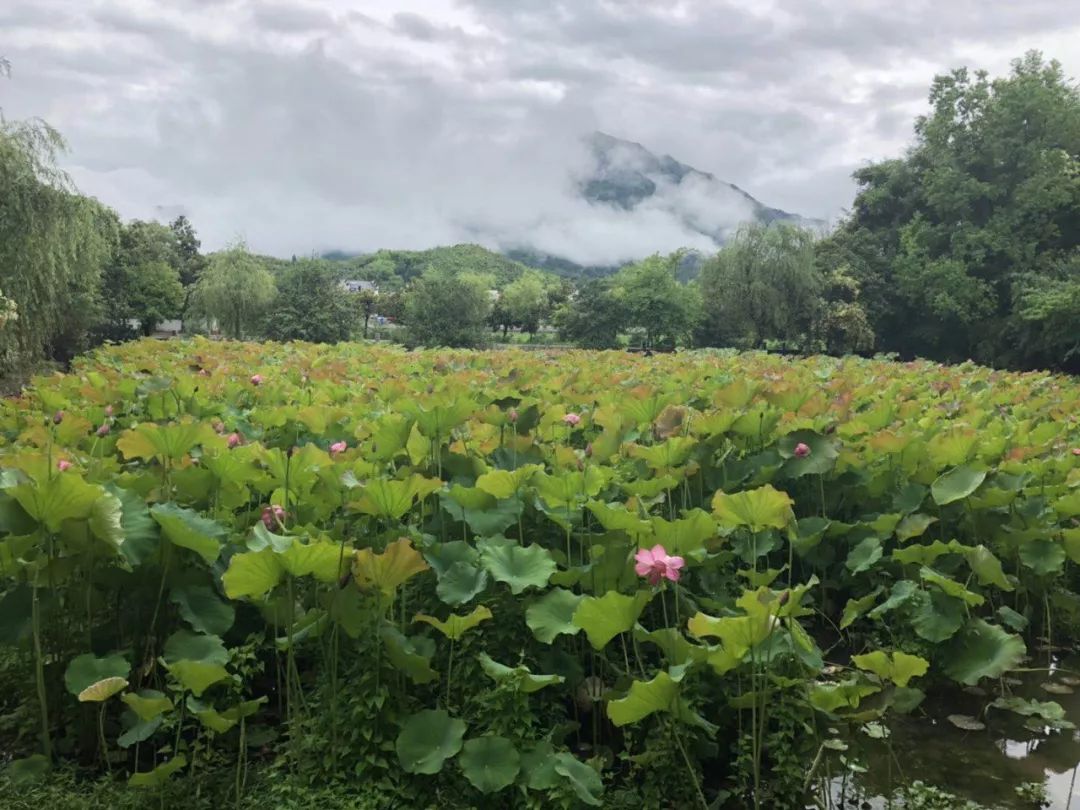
[824,657,1080,809]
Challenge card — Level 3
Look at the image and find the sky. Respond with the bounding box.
[2,0,1079,264]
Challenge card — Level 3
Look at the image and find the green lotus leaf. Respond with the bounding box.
[808,680,880,714]
[279,538,348,582]
[480,541,556,595]
[88,491,125,553]
[105,485,159,566]
[128,755,187,788]
[1018,538,1066,576]
[909,589,965,642]
[895,513,936,541]
[150,503,225,565]
[943,619,1026,685]
[381,625,438,684]
[436,561,489,606]
[851,650,929,687]
[395,709,466,775]
[442,491,522,536]
[64,653,130,699]
[996,605,1028,632]
[608,670,679,727]
[963,545,1013,590]
[586,501,653,536]
[170,583,235,636]
[353,538,431,599]
[424,541,480,576]
[459,736,520,794]
[475,465,542,499]
[920,567,985,606]
[628,436,698,470]
[166,661,230,697]
[990,696,1067,722]
[777,430,839,477]
[930,465,986,506]
[552,753,604,807]
[478,653,564,693]
[350,475,442,520]
[401,398,475,439]
[10,474,104,533]
[892,540,963,567]
[186,696,237,734]
[413,605,492,641]
[649,509,717,558]
[117,714,164,748]
[634,626,702,668]
[117,421,215,462]
[121,689,173,722]
[520,741,559,790]
[573,590,652,650]
[368,414,415,461]
[846,537,882,573]
[840,587,883,630]
[163,629,229,666]
[712,484,795,532]
[868,578,920,617]
[223,548,283,600]
[525,587,583,644]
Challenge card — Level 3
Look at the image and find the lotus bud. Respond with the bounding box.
[507,408,518,424]
[329,441,347,456]
[227,433,242,449]
[250,374,263,386]
[52,410,64,425]
[793,442,811,458]
[57,459,71,472]
[96,423,110,437]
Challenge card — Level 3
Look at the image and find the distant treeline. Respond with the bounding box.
[0,51,1076,375]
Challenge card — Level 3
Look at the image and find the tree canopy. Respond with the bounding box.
[404,269,491,348]
[188,244,276,339]
[263,261,355,343]
[819,51,1080,370]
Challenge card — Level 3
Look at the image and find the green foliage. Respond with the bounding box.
[555,278,627,349]
[0,120,118,371]
[263,260,355,343]
[0,338,1075,809]
[820,51,1080,370]
[698,222,823,349]
[403,268,491,348]
[613,252,700,348]
[188,243,276,338]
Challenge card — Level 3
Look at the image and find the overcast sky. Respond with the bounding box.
[2,0,1079,263]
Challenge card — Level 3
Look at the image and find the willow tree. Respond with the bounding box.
[187,243,276,339]
[0,119,118,373]
[697,223,823,350]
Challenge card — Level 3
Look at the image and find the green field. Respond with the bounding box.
[0,339,1078,808]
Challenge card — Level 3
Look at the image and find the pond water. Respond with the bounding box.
[823,657,1080,809]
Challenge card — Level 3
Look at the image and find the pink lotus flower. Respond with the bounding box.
[261,504,286,530]
[227,433,242,448]
[57,459,71,472]
[53,410,64,425]
[507,408,518,424]
[563,412,582,427]
[793,442,811,458]
[96,423,110,437]
[250,374,263,386]
[329,441,347,456]
[634,544,686,586]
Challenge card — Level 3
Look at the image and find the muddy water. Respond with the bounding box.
[827,658,1080,809]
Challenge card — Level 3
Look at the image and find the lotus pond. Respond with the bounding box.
[0,339,1078,809]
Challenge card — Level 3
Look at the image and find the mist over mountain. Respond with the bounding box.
[327,132,824,277]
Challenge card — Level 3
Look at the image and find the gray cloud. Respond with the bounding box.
[1,0,1078,264]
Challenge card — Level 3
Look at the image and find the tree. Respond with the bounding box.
[264,261,354,343]
[356,289,379,339]
[188,243,276,339]
[698,223,822,349]
[555,279,626,349]
[403,269,491,348]
[0,119,117,372]
[100,220,183,338]
[170,216,208,319]
[501,274,549,335]
[613,252,700,348]
[820,52,1080,369]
